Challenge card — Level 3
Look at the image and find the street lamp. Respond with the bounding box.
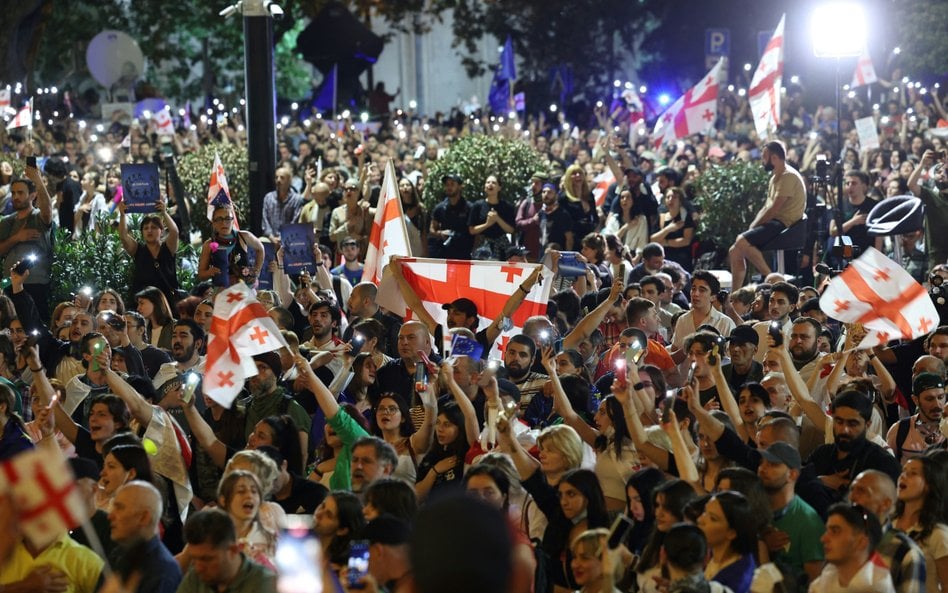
[220,0,282,236]
[811,1,866,260]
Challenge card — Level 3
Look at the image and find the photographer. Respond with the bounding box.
[909,149,948,268]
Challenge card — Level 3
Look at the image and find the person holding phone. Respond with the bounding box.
[342,515,414,593]
[0,144,54,321]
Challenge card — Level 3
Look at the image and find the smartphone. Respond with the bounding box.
[276,527,323,593]
[181,372,200,405]
[13,254,38,275]
[614,359,627,389]
[607,514,635,549]
[414,363,428,393]
[348,333,365,357]
[26,156,37,168]
[417,350,436,375]
[24,329,40,349]
[347,539,370,589]
[769,321,783,347]
[685,362,696,385]
[661,396,674,424]
[627,339,645,366]
[90,339,106,372]
[538,329,552,348]
[477,359,500,387]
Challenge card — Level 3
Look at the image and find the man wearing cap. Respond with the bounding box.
[751,281,798,362]
[241,351,311,458]
[350,514,414,593]
[515,172,548,259]
[728,140,806,289]
[758,441,826,586]
[331,236,365,287]
[429,173,473,259]
[886,372,946,463]
[721,325,763,392]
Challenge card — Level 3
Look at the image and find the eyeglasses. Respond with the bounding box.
[344,186,359,192]
[342,242,358,248]
[377,406,400,415]
[212,216,234,223]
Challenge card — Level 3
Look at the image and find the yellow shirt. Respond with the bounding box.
[0,534,104,593]
[766,165,806,227]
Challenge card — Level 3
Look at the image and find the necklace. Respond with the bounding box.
[915,417,942,445]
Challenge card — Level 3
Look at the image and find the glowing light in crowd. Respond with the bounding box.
[409,100,417,109]
[291,102,298,110]
[811,2,866,57]
[743,63,751,71]
[624,82,633,89]
[613,80,621,88]
[790,75,800,84]
[549,104,557,113]
[360,112,369,122]
[893,47,901,54]
[658,94,671,106]
[639,85,647,94]
[341,109,351,119]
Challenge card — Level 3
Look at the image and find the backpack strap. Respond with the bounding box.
[895,417,912,462]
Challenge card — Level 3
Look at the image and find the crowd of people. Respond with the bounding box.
[0,64,948,593]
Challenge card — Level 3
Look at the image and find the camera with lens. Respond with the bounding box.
[812,155,836,183]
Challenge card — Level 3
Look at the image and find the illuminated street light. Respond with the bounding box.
[811,3,866,57]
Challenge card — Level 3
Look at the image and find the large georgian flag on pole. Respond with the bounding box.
[8,99,32,129]
[748,14,785,141]
[0,447,86,549]
[819,248,938,349]
[362,159,412,284]
[851,51,878,88]
[206,151,239,229]
[377,258,553,357]
[652,58,724,148]
[204,282,289,407]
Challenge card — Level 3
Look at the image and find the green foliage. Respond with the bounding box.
[176,143,249,240]
[51,227,132,304]
[421,135,547,208]
[892,0,948,78]
[275,18,313,101]
[693,160,769,252]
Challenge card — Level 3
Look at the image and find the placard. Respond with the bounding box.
[281,224,316,276]
[855,116,880,151]
[120,163,160,213]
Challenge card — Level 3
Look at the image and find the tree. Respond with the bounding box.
[448,0,663,109]
[891,0,948,79]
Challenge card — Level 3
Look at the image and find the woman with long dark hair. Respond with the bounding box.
[314,491,364,572]
[697,491,758,593]
[398,177,428,256]
[635,479,697,593]
[622,467,667,557]
[374,391,435,485]
[134,286,176,350]
[120,199,180,307]
[893,454,948,591]
[468,174,516,260]
[650,187,696,271]
[415,401,469,501]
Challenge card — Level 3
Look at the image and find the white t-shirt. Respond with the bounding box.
[807,557,895,593]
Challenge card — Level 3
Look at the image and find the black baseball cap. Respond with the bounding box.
[442,298,478,318]
[441,173,463,184]
[728,325,759,346]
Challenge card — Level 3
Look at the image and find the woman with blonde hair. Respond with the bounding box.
[560,164,599,239]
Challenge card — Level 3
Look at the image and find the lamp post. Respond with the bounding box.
[811,2,867,259]
[221,0,282,236]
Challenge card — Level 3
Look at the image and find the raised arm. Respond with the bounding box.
[563,279,623,350]
[616,377,671,471]
[482,265,544,346]
[294,354,341,420]
[908,149,936,196]
[23,145,53,226]
[771,338,826,430]
[441,359,481,447]
[102,365,155,426]
[179,391,229,468]
[709,351,749,442]
[541,347,598,446]
[157,198,179,253]
[387,256,438,335]
[665,404,699,484]
[409,365,439,456]
[118,202,138,256]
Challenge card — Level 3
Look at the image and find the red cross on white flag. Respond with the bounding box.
[204,282,289,407]
[0,88,10,113]
[592,168,616,208]
[362,159,412,284]
[819,247,938,349]
[153,107,175,136]
[8,100,32,130]
[851,51,878,88]
[748,14,785,140]
[0,447,86,549]
[376,258,552,357]
[652,58,724,148]
[206,151,238,229]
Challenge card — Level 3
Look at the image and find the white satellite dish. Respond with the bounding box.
[86,31,145,88]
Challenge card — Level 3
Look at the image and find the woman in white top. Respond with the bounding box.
[372,391,435,485]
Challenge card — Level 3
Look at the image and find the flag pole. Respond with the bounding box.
[331,63,338,122]
[28,98,33,145]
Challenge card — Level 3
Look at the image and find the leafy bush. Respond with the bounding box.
[176,143,249,239]
[421,135,548,208]
[693,160,770,264]
[51,227,133,304]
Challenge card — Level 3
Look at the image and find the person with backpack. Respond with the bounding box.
[886,372,946,464]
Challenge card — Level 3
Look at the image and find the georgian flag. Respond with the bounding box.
[819,248,938,349]
[204,282,289,407]
[851,51,878,88]
[362,159,412,284]
[0,447,86,549]
[652,58,724,148]
[748,15,785,140]
[206,151,239,229]
[377,258,553,357]
[592,168,616,208]
[0,88,10,114]
[8,100,32,129]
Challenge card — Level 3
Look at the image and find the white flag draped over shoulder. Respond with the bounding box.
[748,14,785,140]
[204,282,289,407]
[652,59,724,148]
[377,257,552,357]
[0,447,86,549]
[362,159,412,284]
[819,247,938,349]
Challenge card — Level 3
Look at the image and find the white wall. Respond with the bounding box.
[365,11,498,115]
